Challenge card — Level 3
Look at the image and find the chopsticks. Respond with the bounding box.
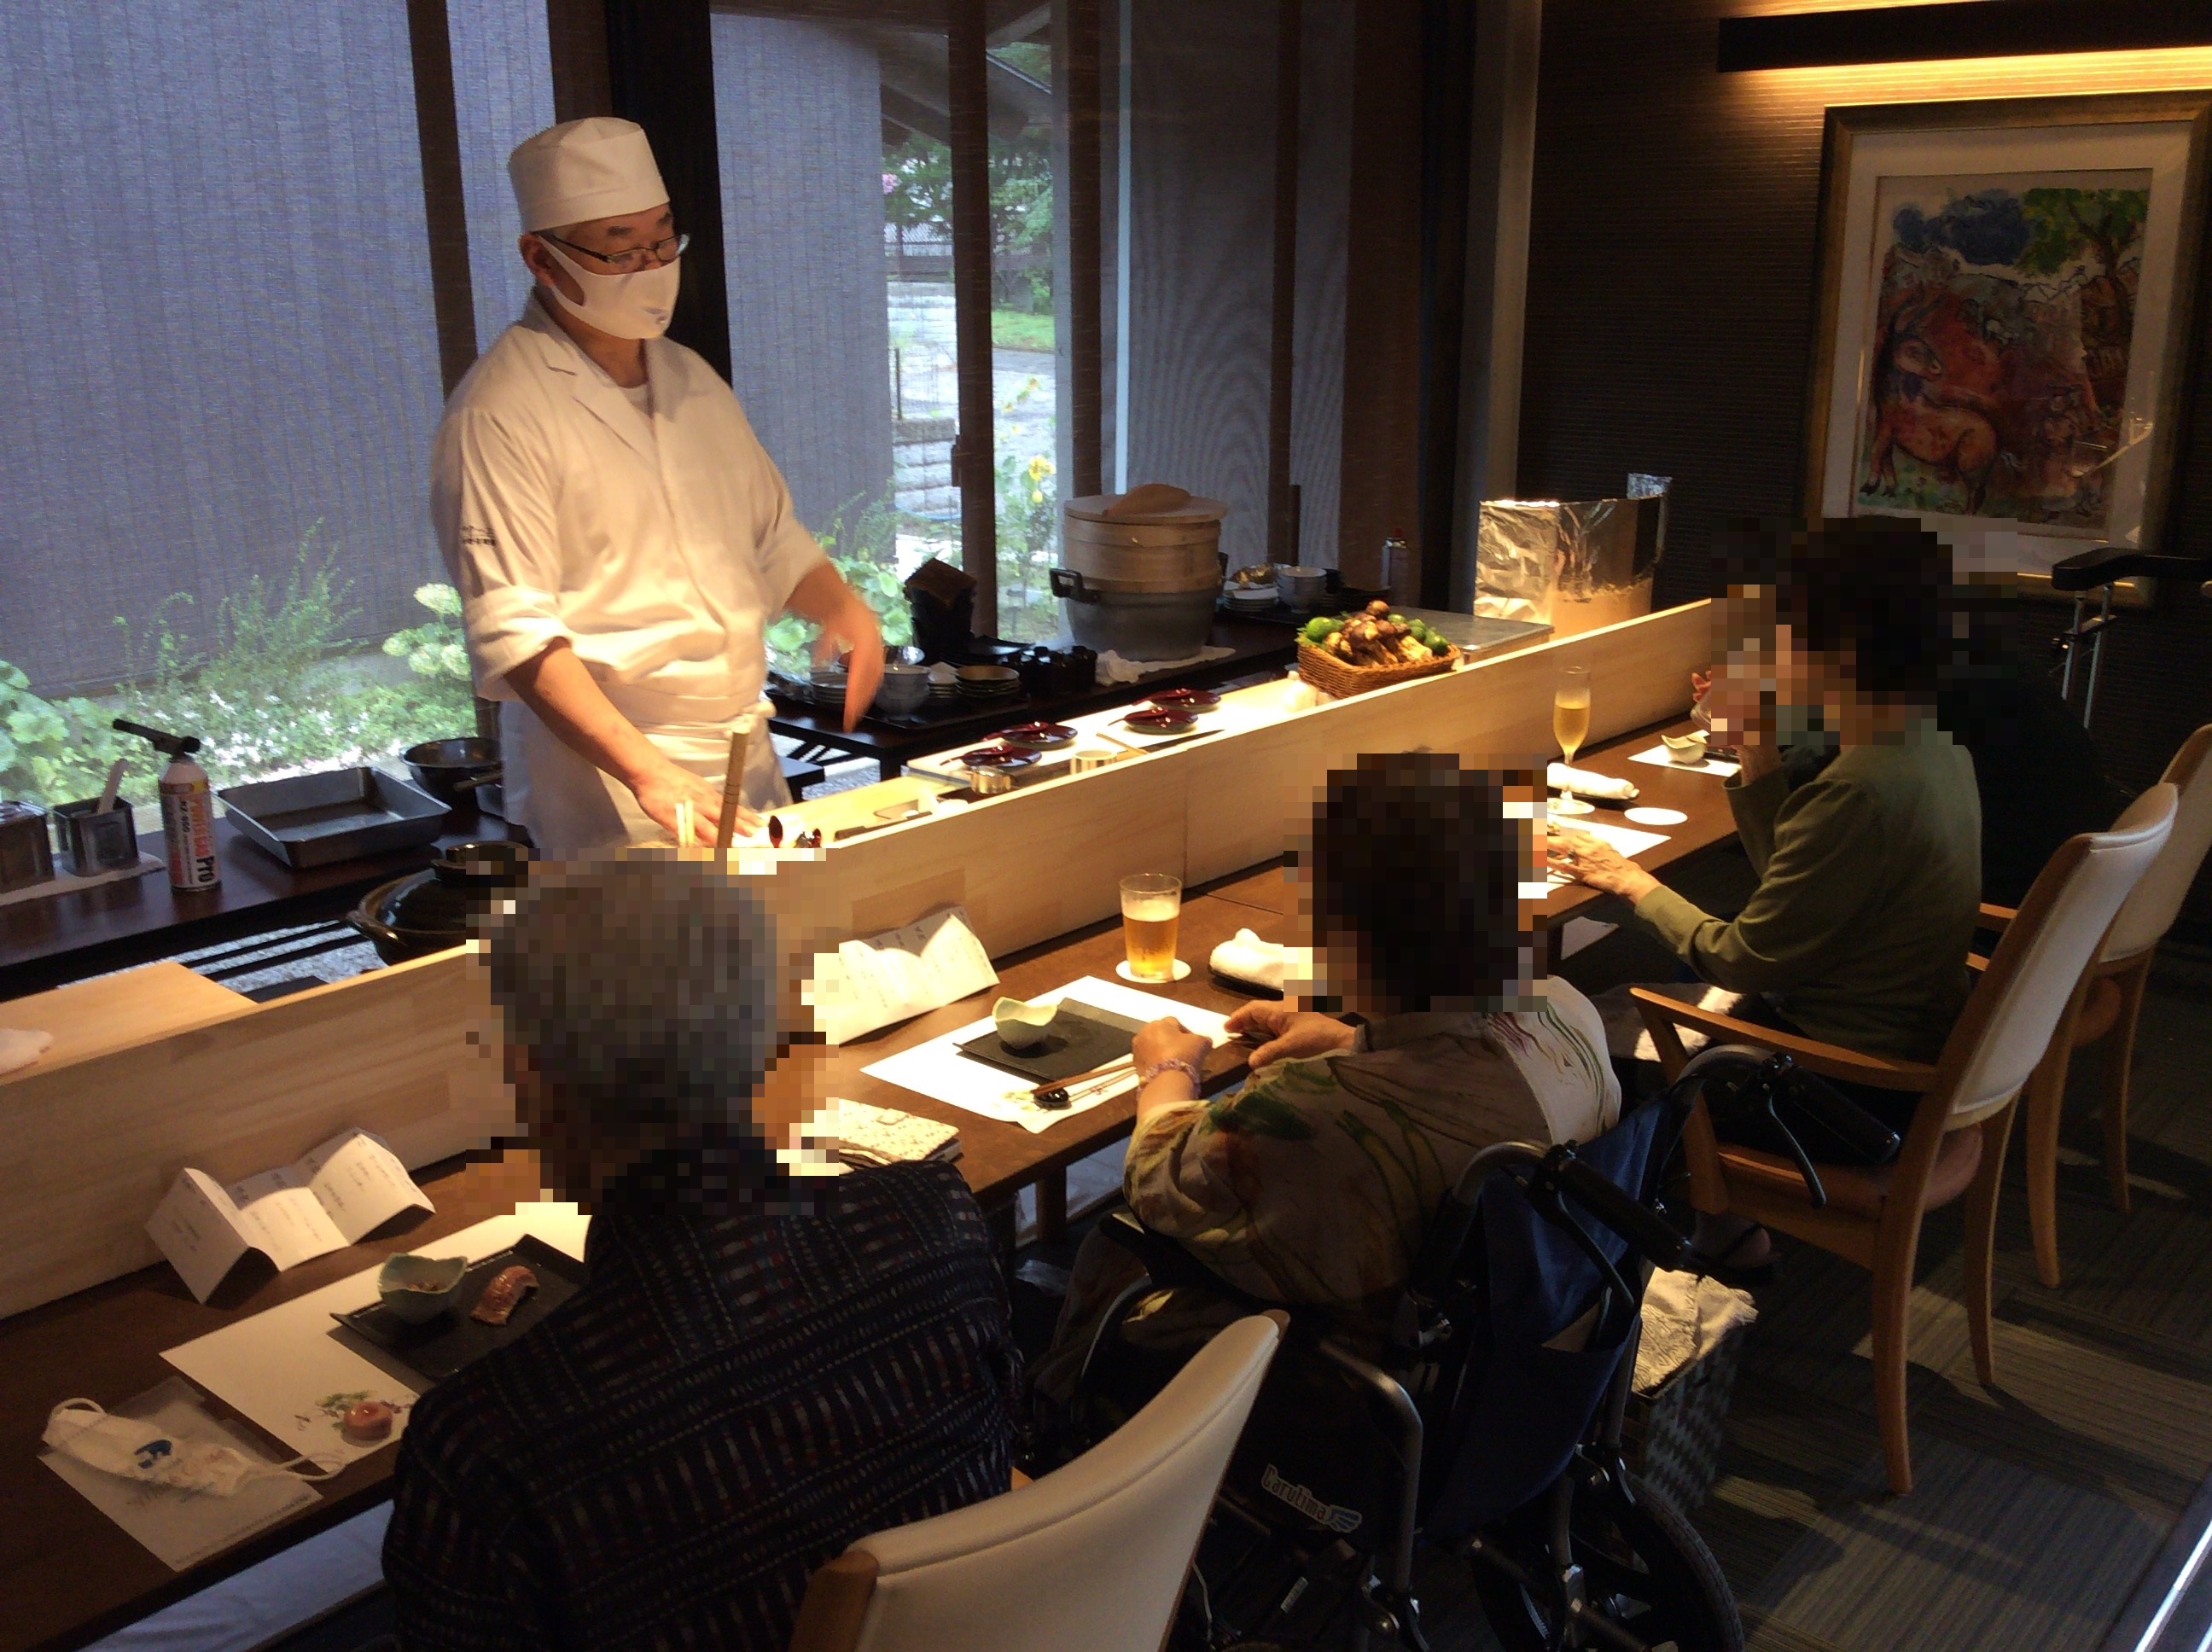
[1031,1056,1135,1109]
[713,722,752,852]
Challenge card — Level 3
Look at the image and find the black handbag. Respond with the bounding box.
[1698,1048,1902,1208]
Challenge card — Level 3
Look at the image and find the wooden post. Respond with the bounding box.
[405,0,479,398]
[545,0,614,121]
[1266,0,1303,564]
[1065,0,1106,500]
[604,0,733,382]
[951,0,999,637]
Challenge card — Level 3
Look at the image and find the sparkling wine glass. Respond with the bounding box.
[1551,665,1593,817]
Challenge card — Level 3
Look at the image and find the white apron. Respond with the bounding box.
[502,692,789,859]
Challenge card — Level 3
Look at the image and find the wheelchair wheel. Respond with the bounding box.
[1469,1469,1743,1652]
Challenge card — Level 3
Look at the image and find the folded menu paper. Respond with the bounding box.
[1547,763,1639,802]
[146,1128,434,1303]
[806,905,998,1045]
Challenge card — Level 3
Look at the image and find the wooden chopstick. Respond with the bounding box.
[1030,1055,1134,1096]
[713,722,750,852]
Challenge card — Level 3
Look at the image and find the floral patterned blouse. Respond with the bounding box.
[1122,982,1620,1315]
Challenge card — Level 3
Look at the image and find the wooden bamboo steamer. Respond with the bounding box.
[1062,486,1227,594]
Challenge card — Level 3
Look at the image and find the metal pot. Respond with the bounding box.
[350,843,529,965]
[403,736,504,805]
[1051,573,1221,660]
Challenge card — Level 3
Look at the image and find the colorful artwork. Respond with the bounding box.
[1854,174,2150,529]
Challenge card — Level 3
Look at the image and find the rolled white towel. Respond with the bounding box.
[1208,928,1314,995]
[1548,763,1638,802]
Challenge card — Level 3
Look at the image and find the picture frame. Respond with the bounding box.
[1803,91,2212,575]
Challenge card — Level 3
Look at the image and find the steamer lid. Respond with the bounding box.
[1063,484,1229,526]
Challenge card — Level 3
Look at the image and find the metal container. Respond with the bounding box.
[54,798,141,875]
[220,768,451,870]
[1056,487,1229,661]
[0,800,54,893]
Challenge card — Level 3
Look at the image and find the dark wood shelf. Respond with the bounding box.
[1718,2,2212,74]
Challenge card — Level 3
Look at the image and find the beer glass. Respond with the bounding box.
[1551,664,1593,816]
[1120,872,1183,981]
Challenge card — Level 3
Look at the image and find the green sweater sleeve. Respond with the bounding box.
[1632,765,1884,994]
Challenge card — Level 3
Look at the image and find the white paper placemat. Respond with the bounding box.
[862,975,1231,1134]
[1628,745,1740,778]
[161,1203,589,1467]
[1543,817,1672,886]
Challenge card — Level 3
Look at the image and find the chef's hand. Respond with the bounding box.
[631,759,758,846]
[813,597,884,732]
[1224,1001,1358,1068]
[1546,824,1658,904]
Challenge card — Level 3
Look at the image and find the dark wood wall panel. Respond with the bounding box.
[1341,0,1424,595]
[1124,0,1278,567]
[1518,0,2212,817]
[1291,0,1353,568]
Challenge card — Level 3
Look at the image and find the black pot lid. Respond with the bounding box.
[368,870,484,939]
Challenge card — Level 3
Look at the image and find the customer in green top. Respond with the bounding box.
[1549,520,1982,1272]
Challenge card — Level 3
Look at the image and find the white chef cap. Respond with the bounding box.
[508,117,668,233]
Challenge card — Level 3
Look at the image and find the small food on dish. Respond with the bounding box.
[341,1399,395,1444]
[1146,688,1220,713]
[1122,707,1197,735]
[959,745,1040,771]
[996,721,1078,749]
[993,997,1058,1051]
[470,1264,538,1326]
[1225,562,1278,590]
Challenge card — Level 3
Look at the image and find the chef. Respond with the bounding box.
[434,117,882,856]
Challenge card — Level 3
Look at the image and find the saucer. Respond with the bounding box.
[1117,958,1192,984]
[1625,806,1688,827]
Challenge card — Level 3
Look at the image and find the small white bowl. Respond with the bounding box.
[1662,731,1710,765]
[993,997,1057,1051]
[377,1253,469,1323]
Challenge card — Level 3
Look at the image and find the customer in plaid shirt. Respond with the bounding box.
[382,855,1019,1651]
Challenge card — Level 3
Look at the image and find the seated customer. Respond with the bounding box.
[1551,520,1982,1277]
[1032,755,1619,1414]
[383,855,1020,1652]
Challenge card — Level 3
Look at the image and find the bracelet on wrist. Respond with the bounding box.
[1138,1057,1203,1091]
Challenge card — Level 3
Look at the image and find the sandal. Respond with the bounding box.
[1689,1224,1778,1289]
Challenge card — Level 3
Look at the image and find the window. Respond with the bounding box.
[0,0,548,808]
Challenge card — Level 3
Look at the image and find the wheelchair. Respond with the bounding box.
[1054,1050,1761,1651]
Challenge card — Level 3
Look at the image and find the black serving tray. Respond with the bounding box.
[956,999,1149,1083]
[331,1234,581,1387]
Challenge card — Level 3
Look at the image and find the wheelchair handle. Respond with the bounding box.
[1550,1155,1689,1272]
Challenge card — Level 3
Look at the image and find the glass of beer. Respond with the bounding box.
[1120,872,1184,981]
[1551,664,1594,817]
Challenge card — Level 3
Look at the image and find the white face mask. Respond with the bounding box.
[540,241,681,340]
[44,1399,339,1498]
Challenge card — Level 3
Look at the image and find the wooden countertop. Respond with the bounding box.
[0,718,1740,1652]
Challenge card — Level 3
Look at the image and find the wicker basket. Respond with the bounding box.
[1621,1318,1749,1515]
[1297,639,1460,698]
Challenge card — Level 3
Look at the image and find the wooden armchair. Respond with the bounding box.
[2011,724,2212,1287]
[1635,783,2178,1495]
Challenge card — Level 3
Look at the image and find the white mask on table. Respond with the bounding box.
[44,1399,337,1498]
[541,242,680,340]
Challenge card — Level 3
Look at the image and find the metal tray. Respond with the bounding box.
[330,1235,580,1387]
[220,768,451,869]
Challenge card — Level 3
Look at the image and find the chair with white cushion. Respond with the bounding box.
[2020,724,2212,1286]
[786,1312,1285,1652]
[1637,784,2177,1494]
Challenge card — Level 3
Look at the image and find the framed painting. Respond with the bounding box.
[1805,92,2212,574]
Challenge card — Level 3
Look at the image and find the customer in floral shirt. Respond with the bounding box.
[1032,753,1619,1413]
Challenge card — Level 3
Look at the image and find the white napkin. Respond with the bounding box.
[1208,928,1315,994]
[0,1027,53,1076]
[1094,645,1236,685]
[1633,1267,1759,1395]
[1548,763,1638,802]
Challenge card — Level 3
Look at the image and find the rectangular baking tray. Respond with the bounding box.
[330,1234,580,1388]
[219,768,451,869]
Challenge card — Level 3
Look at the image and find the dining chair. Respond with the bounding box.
[1635,783,2178,1495]
[2018,724,2212,1287]
[784,1312,1285,1652]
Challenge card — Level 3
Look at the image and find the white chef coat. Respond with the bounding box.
[431,296,826,855]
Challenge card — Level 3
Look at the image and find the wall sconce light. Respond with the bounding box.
[1718,1,2212,73]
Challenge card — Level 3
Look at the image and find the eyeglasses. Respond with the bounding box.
[538,230,690,275]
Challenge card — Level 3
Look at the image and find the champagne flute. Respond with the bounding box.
[1551,664,1593,817]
